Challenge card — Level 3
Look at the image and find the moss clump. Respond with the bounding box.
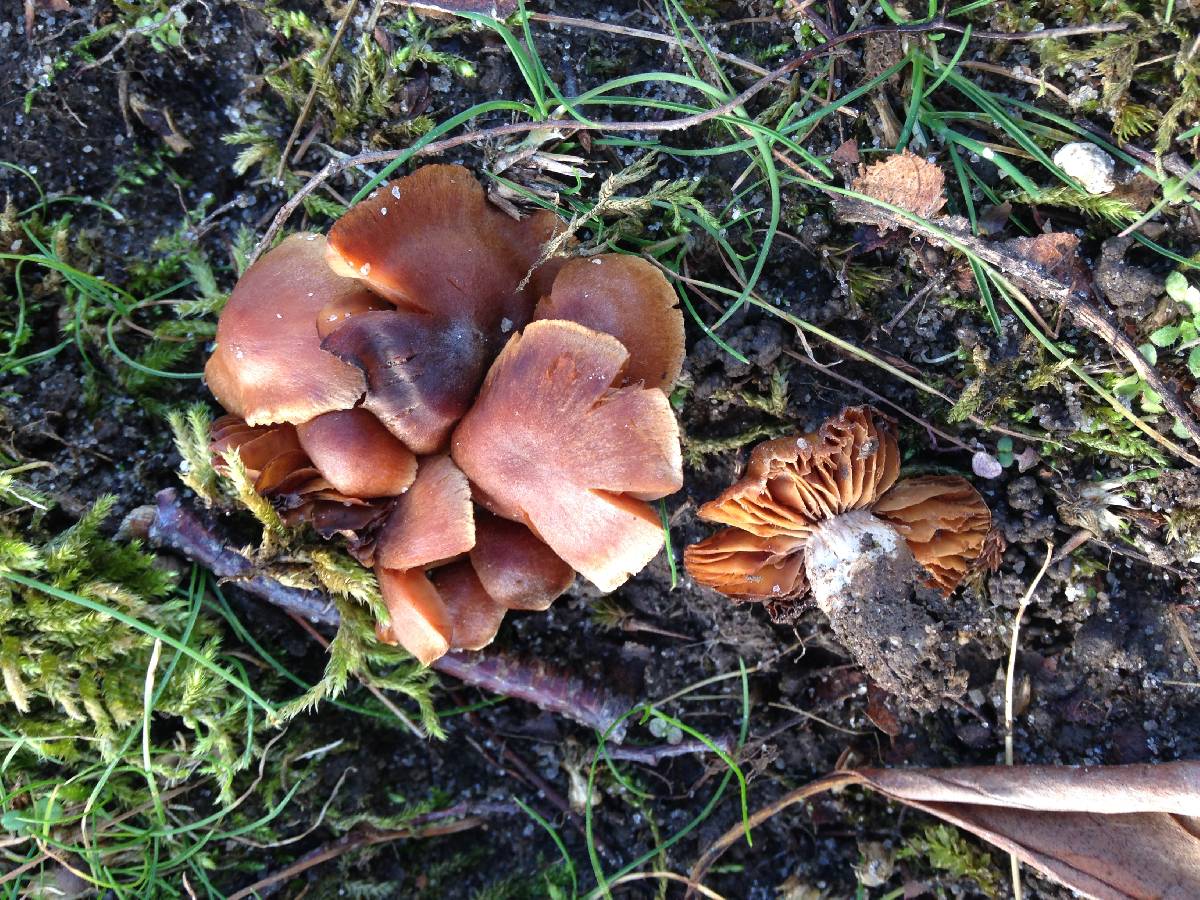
[0,493,252,793]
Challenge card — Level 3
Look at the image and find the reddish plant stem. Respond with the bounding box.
[148,489,633,738]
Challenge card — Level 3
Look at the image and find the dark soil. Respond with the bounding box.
[3,2,1199,898]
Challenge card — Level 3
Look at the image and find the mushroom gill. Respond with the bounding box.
[684,406,993,707]
[684,406,990,615]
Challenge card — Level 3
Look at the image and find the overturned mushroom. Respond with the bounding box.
[684,406,992,708]
[204,164,685,665]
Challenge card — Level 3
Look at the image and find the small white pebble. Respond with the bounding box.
[971,450,1004,479]
[359,262,371,276]
[500,317,513,333]
[1052,142,1115,194]
[276,313,283,319]
[380,207,387,216]
[391,185,401,199]
[981,147,995,160]
[591,258,603,265]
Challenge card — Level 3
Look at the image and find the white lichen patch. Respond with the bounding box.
[1052,142,1116,195]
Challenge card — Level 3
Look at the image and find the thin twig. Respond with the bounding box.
[689,771,860,886]
[782,348,972,452]
[834,200,1200,463]
[249,16,1022,263]
[276,0,361,182]
[146,489,640,738]
[941,20,1129,41]
[226,809,496,900]
[608,870,728,899]
[1004,540,1054,900]
[956,60,1071,104]
[527,12,769,76]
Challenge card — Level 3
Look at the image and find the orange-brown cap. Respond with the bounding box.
[325,165,563,334]
[431,561,509,651]
[696,406,901,540]
[375,566,453,665]
[872,475,992,594]
[210,416,325,496]
[451,319,682,592]
[375,455,475,571]
[470,512,575,611]
[204,233,367,426]
[683,529,808,601]
[533,254,685,390]
[295,408,417,499]
[320,310,489,455]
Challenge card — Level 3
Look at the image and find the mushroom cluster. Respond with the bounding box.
[684,407,993,705]
[205,165,684,664]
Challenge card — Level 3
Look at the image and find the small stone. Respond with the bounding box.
[1052,142,1116,195]
[972,450,1004,479]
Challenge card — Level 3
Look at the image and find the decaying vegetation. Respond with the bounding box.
[3,0,1200,896]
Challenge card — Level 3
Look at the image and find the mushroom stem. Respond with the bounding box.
[804,510,913,617]
[804,509,962,711]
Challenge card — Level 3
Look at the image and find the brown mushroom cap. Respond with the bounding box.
[872,475,992,594]
[375,567,452,665]
[210,416,325,496]
[316,291,393,340]
[532,254,685,390]
[696,406,901,540]
[451,319,682,592]
[320,310,490,455]
[470,512,575,611]
[682,529,808,601]
[375,455,475,571]
[324,164,563,334]
[295,408,417,498]
[204,233,367,426]
[431,561,508,651]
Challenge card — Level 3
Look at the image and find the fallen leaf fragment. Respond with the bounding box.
[850,149,946,221]
[694,761,1200,900]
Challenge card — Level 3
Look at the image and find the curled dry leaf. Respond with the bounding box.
[694,761,1200,900]
[849,149,946,221]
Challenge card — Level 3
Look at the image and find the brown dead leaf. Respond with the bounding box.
[850,150,946,221]
[1001,231,1090,294]
[865,683,901,737]
[831,139,860,168]
[128,94,191,154]
[695,761,1200,900]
